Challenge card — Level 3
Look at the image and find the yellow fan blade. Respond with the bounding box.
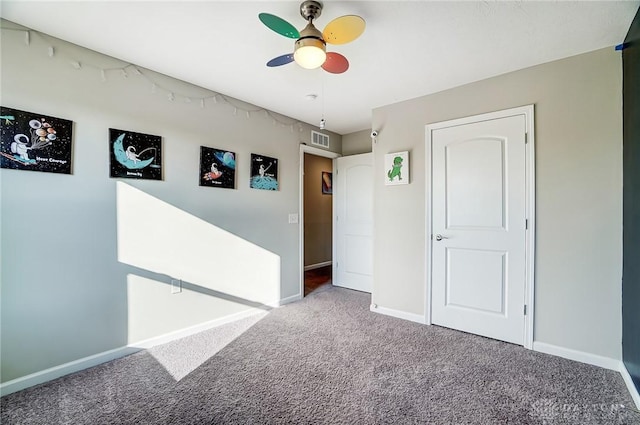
[322,15,365,45]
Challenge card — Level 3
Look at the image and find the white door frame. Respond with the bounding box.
[299,145,341,299]
[424,105,536,349]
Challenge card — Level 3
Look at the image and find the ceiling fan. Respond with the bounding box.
[259,1,365,74]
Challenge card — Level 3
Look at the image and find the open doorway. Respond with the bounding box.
[303,152,333,296]
[299,145,340,297]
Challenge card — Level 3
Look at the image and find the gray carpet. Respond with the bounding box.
[1,284,638,424]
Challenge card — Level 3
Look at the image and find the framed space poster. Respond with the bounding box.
[250,153,278,190]
[200,146,236,189]
[109,128,162,180]
[385,151,409,185]
[0,106,73,174]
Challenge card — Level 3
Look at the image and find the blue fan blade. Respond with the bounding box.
[267,54,294,67]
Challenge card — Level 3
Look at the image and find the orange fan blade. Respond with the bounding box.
[322,52,349,74]
[322,15,365,45]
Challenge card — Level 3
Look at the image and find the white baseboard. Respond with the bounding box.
[514,342,640,409]
[304,261,332,271]
[370,304,427,324]
[277,293,302,306]
[619,362,640,409]
[130,308,266,350]
[0,345,141,397]
[0,307,267,397]
[532,342,620,371]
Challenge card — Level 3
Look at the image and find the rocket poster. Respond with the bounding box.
[200,146,236,189]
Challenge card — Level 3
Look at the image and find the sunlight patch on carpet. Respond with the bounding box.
[147,311,268,381]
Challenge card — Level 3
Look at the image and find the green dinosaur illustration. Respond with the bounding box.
[387,156,403,181]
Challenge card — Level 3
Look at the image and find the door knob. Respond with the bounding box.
[435,234,447,241]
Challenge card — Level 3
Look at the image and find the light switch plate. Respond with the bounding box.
[288,213,299,224]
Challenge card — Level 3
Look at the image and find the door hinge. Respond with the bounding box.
[525,219,528,230]
[524,304,527,316]
[525,133,528,144]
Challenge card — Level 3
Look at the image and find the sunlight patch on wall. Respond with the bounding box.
[127,274,269,380]
[117,182,281,307]
[126,274,251,343]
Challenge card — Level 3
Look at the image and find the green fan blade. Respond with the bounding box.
[259,13,300,39]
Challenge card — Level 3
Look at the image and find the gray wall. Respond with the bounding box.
[622,8,640,391]
[372,47,623,360]
[303,154,332,267]
[0,22,341,382]
[342,129,372,155]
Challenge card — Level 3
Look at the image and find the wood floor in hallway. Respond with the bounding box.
[304,265,332,296]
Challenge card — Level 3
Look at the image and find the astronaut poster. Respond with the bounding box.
[250,153,278,190]
[199,146,236,189]
[0,106,73,174]
[109,128,162,180]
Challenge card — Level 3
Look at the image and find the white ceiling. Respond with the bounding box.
[1,1,638,135]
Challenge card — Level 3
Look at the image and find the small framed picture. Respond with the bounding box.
[250,153,278,190]
[200,146,236,189]
[385,151,409,185]
[322,171,332,194]
[109,128,162,180]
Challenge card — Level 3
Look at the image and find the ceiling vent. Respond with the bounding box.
[311,130,330,149]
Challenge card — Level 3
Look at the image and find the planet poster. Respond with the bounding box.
[199,146,236,189]
[109,128,162,180]
[250,153,278,191]
[0,106,73,174]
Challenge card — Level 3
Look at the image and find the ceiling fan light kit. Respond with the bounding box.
[294,23,326,69]
[259,0,365,74]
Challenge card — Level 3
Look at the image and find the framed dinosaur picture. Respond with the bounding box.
[385,151,409,185]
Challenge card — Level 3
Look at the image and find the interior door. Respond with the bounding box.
[334,153,373,293]
[430,114,526,345]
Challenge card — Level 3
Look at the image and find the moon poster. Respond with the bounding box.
[250,153,278,191]
[109,128,162,180]
[199,146,236,189]
[0,106,73,174]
